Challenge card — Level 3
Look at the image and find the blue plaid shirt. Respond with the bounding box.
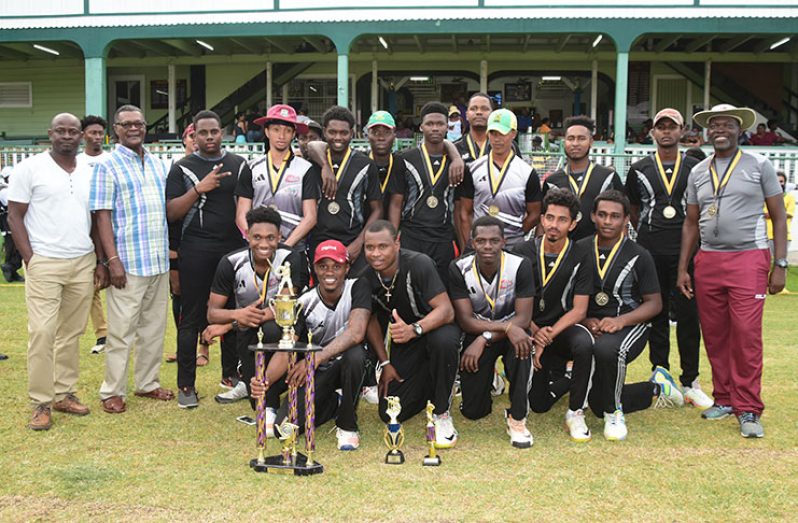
[90,145,169,277]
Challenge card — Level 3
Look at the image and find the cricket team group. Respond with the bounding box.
[8,93,789,453]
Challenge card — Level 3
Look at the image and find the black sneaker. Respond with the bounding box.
[91,337,107,354]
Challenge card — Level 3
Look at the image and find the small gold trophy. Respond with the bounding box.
[383,396,405,464]
[423,401,441,466]
[277,421,299,466]
[268,262,302,349]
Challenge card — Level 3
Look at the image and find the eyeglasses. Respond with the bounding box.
[115,121,147,129]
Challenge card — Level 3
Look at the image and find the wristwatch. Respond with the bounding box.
[481,331,493,344]
[232,320,240,330]
[412,322,423,337]
[774,258,789,269]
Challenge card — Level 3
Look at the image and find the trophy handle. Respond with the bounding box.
[268,297,276,316]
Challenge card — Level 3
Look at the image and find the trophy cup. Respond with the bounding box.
[422,401,441,466]
[383,396,405,464]
[249,262,323,476]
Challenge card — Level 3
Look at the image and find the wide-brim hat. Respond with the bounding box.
[693,104,756,130]
[253,104,308,134]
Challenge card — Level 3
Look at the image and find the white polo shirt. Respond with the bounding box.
[7,151,94,258]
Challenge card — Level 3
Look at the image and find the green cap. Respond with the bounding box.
[486,109,518,135]
[366,111,396,130]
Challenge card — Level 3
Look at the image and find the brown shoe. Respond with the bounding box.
[29,404,52,430]
[53,393,90,416]
[134,387,175,401]
[101,396,127,414]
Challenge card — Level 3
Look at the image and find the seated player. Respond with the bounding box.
[206,207,306,430]
[579,190,683,441]
[362,220,461,448]
[512,188,595,442]
[249,240,370,451]
[449,216,535,448]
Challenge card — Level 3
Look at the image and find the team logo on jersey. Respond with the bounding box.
[500,279,513,289]
[285,175,300,183]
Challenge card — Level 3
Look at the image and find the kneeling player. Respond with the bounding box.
[513,188,595,442]
[449,216,535,448]
[250,240,370,450]
[580,190,683,441]
[363,220,461,448]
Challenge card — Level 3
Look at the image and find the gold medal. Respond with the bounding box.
[662,205,677,219]
[328,201,341,215]
[488,205,500,216]
[426,195,439,208]
[538,298,545,312]
[707,204,717,217]
[576,211,583,222]
[595,292,609,306]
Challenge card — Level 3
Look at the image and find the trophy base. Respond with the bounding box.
[423,455,441,467]
[250,453,324,476]
[385,450,405,465]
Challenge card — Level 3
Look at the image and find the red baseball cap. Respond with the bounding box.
[182,123,195,140]
[314,240,349,264]
[253,104,309,134]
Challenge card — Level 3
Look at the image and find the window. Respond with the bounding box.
[0,82,32,108]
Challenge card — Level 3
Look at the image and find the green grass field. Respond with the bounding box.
[1,272,797,522]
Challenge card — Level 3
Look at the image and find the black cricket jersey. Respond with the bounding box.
[625,153,700,255]
[373,151,407,219]
[543,163,624,241]
[394,147,455,243]
[166,152,249,251]
[577,236,660,319]
[313,148,381,245]
[448,250,535,321]
[210,245,307,331]
[362,249,447,330]
[512,237,593,327]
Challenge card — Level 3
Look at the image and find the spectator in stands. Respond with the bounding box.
[517,108,532,134]
[537,117,552,134]
[749,123,777,146]
[395,118,415,139]
[233,112,248,144]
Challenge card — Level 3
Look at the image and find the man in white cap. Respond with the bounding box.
[678,104,788,438]
[625,108,712,409]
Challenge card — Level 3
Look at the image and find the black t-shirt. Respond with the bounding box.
[577,236,660,319]
[166,152,249,252]
[625,153,700,255]
[362,249,447,329]
[448,251,535,321]
[512,237,594,327]
[393,147,455,242]
[313,149,381,246]
[543,163,624,241]
[374,151,407,218]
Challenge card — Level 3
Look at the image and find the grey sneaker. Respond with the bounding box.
[701,404,734,420]
[738,412,764,438]
[178,387,199,409]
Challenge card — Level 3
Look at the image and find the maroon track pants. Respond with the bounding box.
[693,248,770,416]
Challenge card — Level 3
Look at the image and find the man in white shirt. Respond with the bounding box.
[77,115,111,354]
[7,113,106,431]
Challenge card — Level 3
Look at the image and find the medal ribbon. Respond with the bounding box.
[709,149,743,198]
[252,266,271,304]
[567,162,595,198]
[593,235,624,283]
[467,134,487,160]
[539,237,570,288]
[267,151,289,195]
[488,151,514,197]
[471,251,505,311]
[654,152,682,197]
[421,143,448,187]
[369,151,394,194]
[326,147,353,182]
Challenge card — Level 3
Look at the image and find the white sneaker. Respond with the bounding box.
[361,386,379,405]
[565,409,592,442]
[603,410,628,441]
[265,408,276,439]
[505,410,533,448]
[336,427,360,450]
[90,337,106,354]
[684,381,714,409]
[650,367,684,408]
[433,411,458,449]
[490,371,505,397]
[214,381,248,404]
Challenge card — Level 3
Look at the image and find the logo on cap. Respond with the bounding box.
[280,109,289,117]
